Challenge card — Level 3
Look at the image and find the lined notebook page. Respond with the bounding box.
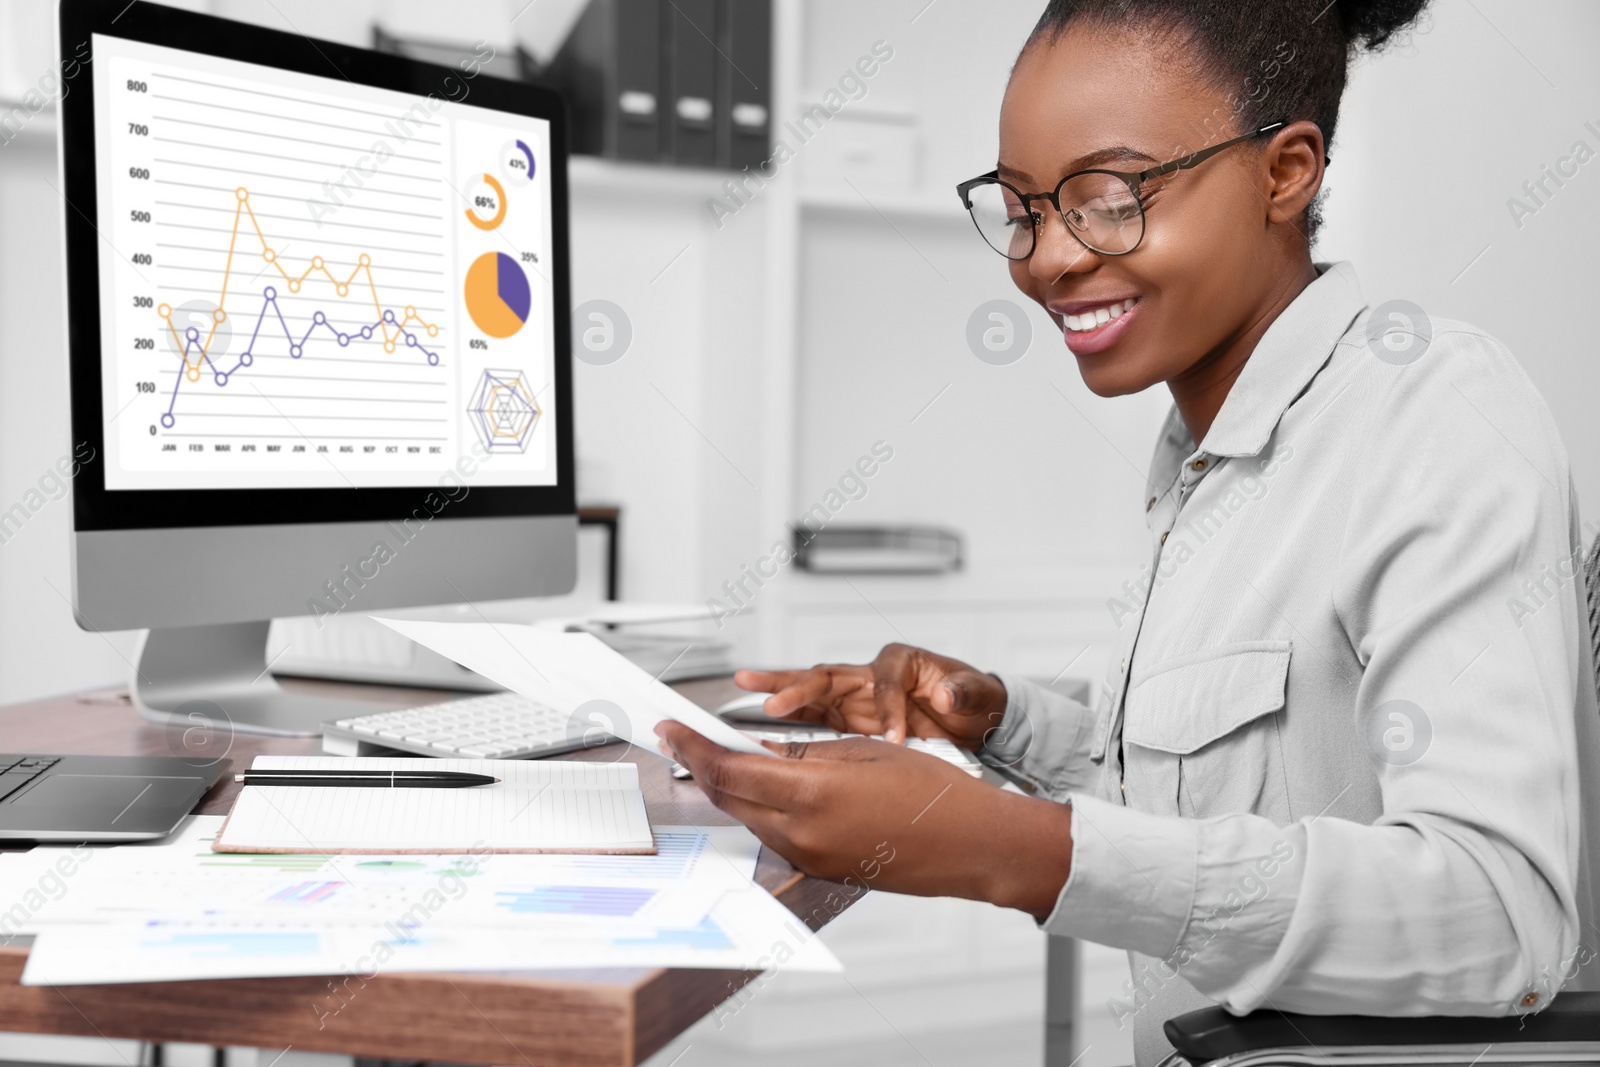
[213,756,654,855]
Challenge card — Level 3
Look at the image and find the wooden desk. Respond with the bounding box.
[0,676,853,1067]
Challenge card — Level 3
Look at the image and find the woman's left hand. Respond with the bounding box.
[654,721,1073,920]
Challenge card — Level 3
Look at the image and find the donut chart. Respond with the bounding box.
[502,139,536,182]
[463,173,507,231]
[463,252,531,338]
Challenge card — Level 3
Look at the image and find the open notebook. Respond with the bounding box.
[214,756,654,855]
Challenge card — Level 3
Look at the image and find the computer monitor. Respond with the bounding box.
[58,1,577,736]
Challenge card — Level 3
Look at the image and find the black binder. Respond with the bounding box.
[545,0,660,161]
[716,0,771,171]
[661,0,717,166]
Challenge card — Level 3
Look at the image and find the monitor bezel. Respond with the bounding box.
[59,0,576,532]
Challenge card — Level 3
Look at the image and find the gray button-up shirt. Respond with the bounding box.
[986,261,1600,1066]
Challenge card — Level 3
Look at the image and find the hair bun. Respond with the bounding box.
[1336,0,1430,51]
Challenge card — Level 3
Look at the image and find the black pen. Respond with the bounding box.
[234,770,500,788]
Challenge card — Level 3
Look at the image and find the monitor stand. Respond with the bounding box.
[131,622,396,737]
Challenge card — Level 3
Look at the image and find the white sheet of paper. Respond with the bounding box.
[18,813,831,986]
[15,813,833,985]
[214,756,653,854]
[6,816,761,934]
[20,884,840,984]
[374,617,775,757]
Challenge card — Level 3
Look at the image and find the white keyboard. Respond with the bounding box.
[321,695,989,775]
[321,692,599,759]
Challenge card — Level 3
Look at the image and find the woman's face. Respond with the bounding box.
[1000,24,1298,397]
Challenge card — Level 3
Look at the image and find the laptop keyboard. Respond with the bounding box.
[328,693,581,759]
[0,756,59,802]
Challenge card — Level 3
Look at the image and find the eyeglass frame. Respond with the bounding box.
[955,121,1290,259]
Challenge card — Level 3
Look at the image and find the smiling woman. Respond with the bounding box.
[656,2,1600,1064]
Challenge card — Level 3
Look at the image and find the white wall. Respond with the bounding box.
[0,67,143,702]
[1319,0,1600,512]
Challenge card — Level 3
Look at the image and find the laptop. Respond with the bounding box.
[0,754,229,842]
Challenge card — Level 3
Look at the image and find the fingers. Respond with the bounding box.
[734,668,797,693]
[871,645,915,744]
[736,668,820,720]
[761,664,869,720]
[760,668,835,718]
[899,706,963,744]
[656,722,817,809]
[930,669,1001,717]
[734,651,997,744]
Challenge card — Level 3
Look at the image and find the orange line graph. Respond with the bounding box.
[157,186,438,378]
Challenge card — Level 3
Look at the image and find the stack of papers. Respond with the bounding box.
[3,814,841,985]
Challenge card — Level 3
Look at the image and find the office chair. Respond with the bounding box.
[1158,534,1600,1067]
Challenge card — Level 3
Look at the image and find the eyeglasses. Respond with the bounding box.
[955,122,1286,260]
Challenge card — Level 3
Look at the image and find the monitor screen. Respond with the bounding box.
[61,2,577,642]
[90,33,558,493]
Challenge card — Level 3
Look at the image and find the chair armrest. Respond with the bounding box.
[1166,992,1600,1062]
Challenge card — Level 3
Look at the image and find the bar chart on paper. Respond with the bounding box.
[92,34,558,491]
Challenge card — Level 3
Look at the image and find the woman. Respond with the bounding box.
[656,1,1600,1061]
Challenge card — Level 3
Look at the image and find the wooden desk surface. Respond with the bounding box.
[0,676,851,1067]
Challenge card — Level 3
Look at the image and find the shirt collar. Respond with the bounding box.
[1193,260,1367,459]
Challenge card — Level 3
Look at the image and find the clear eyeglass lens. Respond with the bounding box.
[965,181,1034,260]
[1058,171,1143,254]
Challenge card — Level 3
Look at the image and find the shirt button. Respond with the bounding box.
[1160,531,1169,545]
[1146,496,1156,512]
[1120,658,1127,672]
[1190,458,1208,472]
[1521,991,1540,1007]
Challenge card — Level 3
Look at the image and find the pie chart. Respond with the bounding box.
[463,252,531,338]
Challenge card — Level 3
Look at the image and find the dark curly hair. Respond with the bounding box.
[1024,0,1431,242]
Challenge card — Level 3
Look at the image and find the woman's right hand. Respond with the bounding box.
[733,643,1008,751]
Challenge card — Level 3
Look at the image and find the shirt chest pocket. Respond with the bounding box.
[1121,641,1293,823]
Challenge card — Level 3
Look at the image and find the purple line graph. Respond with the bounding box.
[159,286,443,430]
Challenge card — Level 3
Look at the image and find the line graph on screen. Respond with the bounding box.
[152,187,445,431]
[125,66,456,447]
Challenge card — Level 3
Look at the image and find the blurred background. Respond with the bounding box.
[1,1,1598,1065]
